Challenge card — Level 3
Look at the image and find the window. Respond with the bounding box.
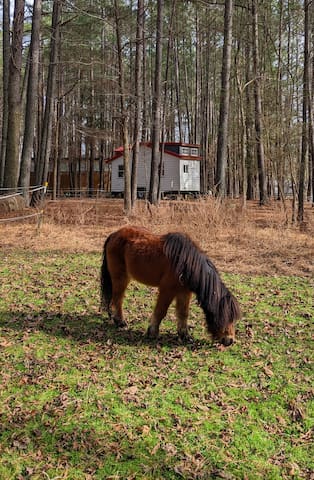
[118,165,124,178]
[60,161,69,173]
[180,147,190,155]
[94,160,100,172]
[77,159,87,172]
[183,164,189,173]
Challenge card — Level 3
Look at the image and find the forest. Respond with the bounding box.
[0,0,313,218]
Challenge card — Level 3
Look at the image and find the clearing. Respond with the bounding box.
[0,198,313,479]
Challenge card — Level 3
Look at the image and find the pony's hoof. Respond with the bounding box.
[145,326,159,340]
[113,318,128,328]
[178,332,193,344]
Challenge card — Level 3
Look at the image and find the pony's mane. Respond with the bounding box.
[163,232,240,330]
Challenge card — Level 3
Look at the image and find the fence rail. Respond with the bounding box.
[0,185,47,224]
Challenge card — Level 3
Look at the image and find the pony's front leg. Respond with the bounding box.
[146,288,175,339]
[176,291,192,342]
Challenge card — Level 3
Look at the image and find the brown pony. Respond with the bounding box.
[100,226,241,346]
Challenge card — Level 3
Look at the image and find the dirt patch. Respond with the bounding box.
[0,198,313,278]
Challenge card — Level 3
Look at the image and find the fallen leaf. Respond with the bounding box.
[142,425,150,435]
[124,385,138,396]
[151,443,160,455]
[263,366,274,377]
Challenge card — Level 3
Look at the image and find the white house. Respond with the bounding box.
[106,142,201,197]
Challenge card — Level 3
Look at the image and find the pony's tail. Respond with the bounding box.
[100,235,112,314]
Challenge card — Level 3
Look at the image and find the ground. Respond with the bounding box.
[0,197,313,479]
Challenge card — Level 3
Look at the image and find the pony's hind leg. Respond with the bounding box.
[146,288,176,339]
[176,291,192,342]
[110,275,129,328]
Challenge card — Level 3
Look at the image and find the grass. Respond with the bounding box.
[0,250,313,479]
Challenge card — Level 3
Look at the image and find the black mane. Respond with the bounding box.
[163,232,240,332]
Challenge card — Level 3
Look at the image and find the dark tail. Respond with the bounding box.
[100,235,113,313]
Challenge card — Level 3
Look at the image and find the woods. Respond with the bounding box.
[0,0,314,217]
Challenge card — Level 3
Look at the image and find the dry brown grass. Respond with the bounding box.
[0,197,313,277]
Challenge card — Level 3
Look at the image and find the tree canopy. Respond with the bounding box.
[0,0,313,216]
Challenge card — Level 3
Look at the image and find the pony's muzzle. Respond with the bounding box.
[220,336,234,347]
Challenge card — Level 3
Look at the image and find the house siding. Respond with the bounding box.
[179,160,200,191]
[161,154,180,191]
[111,157,125,192]
[110,144,200,194]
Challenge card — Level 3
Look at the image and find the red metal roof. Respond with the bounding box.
[106,142,202,163]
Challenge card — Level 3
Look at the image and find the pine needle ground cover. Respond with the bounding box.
[0,250,313,480]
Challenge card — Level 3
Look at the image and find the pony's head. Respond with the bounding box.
[204,291,241,346]
[163,232,241,346]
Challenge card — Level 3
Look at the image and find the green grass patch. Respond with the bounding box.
[0,251,313,479]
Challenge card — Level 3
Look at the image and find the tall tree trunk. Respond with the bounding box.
[200,25,213,194]
[275,0,285,203]
[141,14,148,142]
[149,0,164,205]
[174,37,183,142]
[88,137,95,197]
[215,0,233,196]
[131,0,144,205]
[3,0,25,190]
[88,47,95,198]
[52,72,63,200]
[19,0,42,205]
[194,10,201,146]
[309,1,314,205]
[33,0,61,198]
[0,0,10,188]
[158,0,176,199]
[252,0,268,205]
[114,0,131,213]
[297,0,310,223]
[235,52,248,207]
[245,39,255,201]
